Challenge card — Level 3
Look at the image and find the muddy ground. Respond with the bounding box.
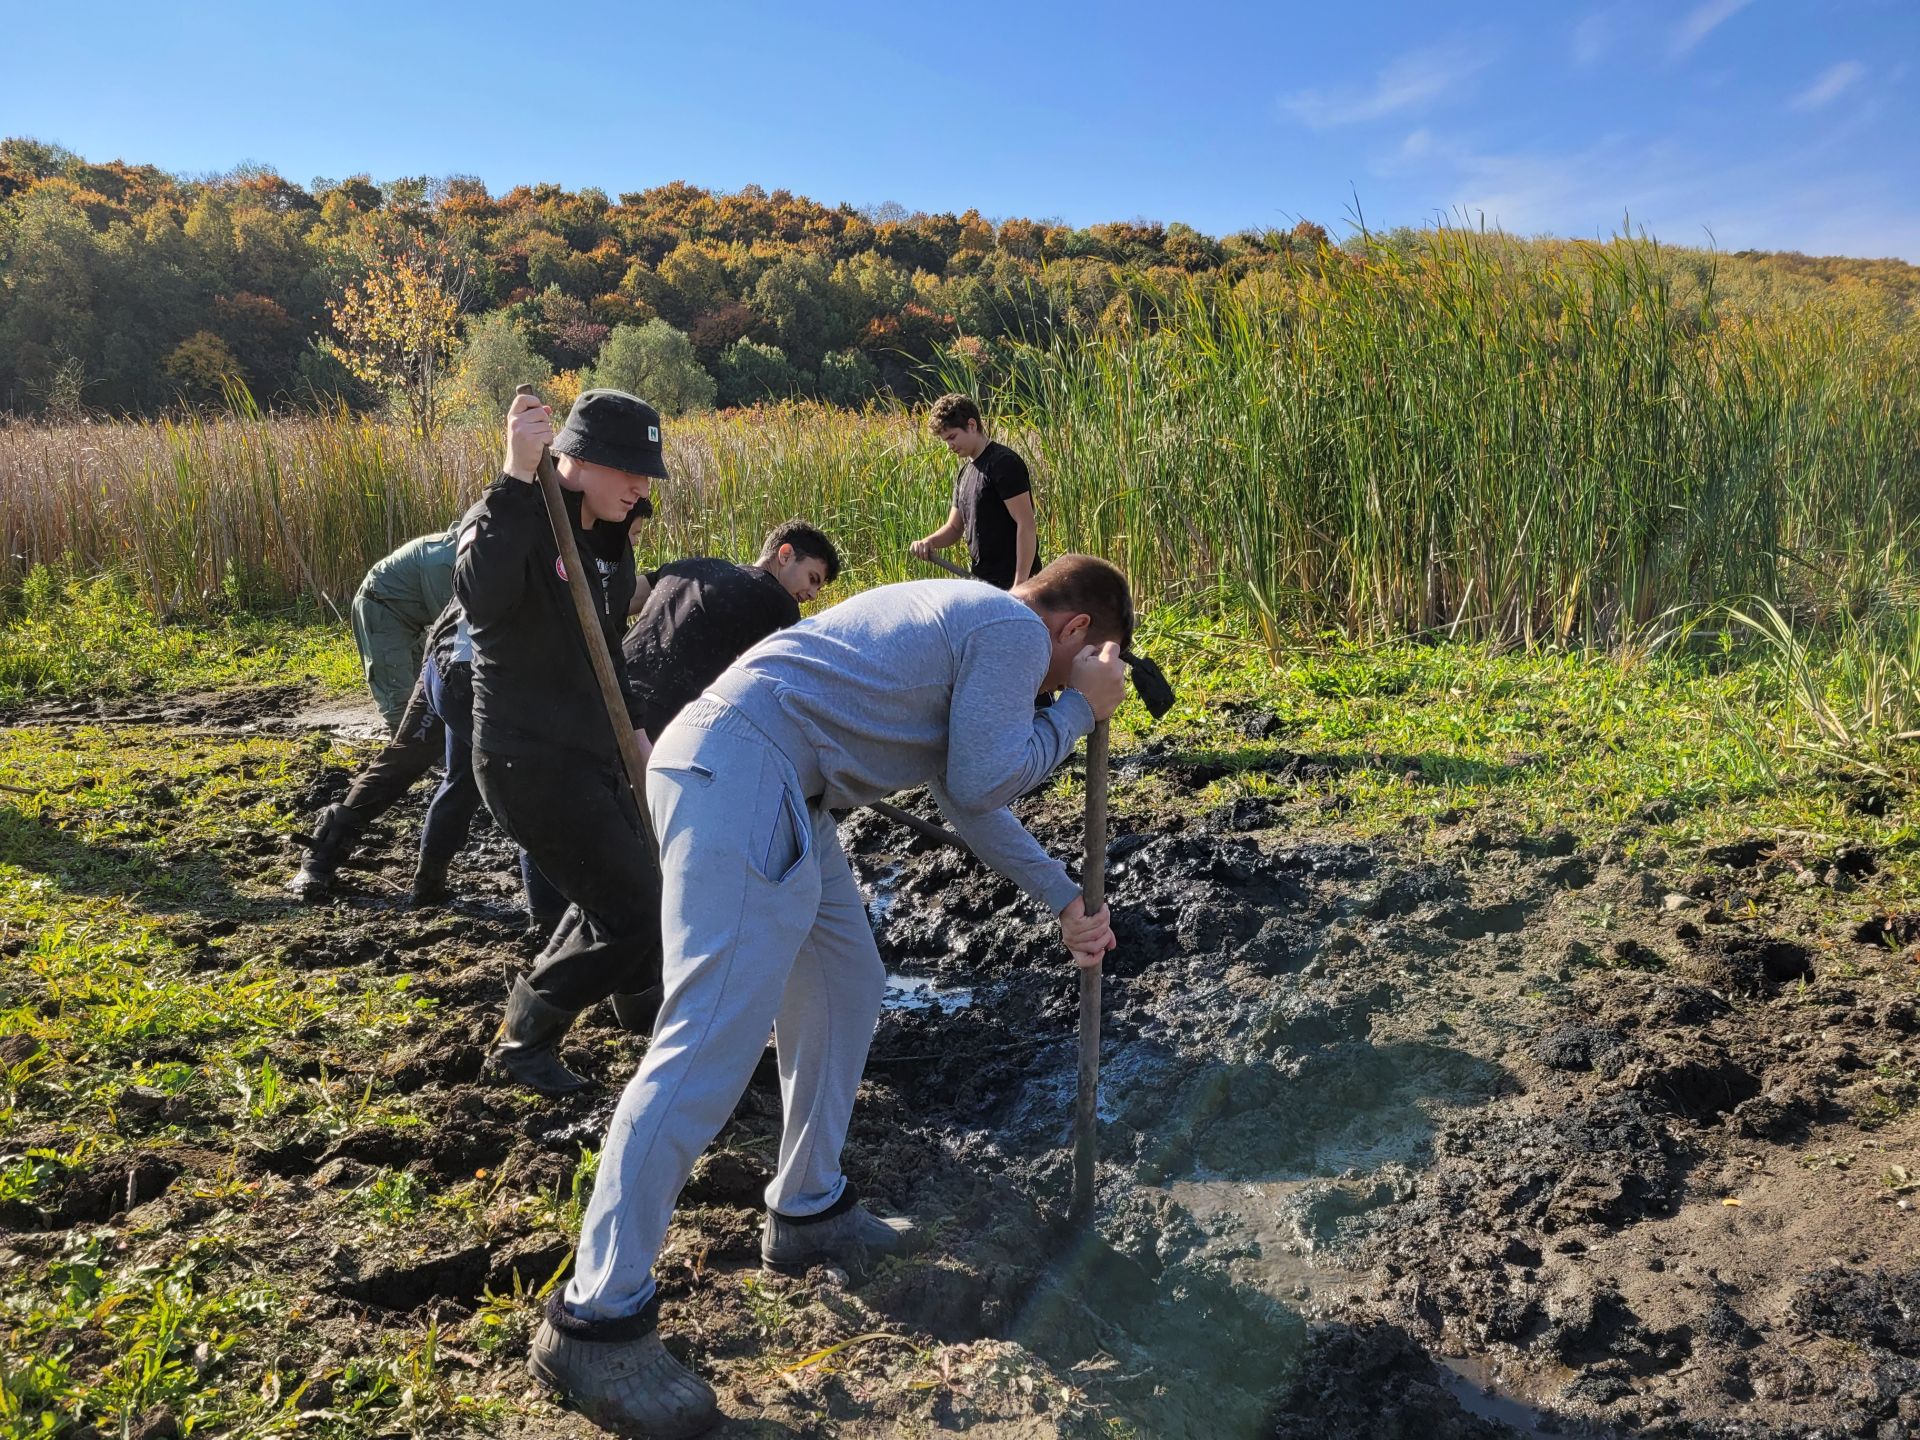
[4,684,1918,1438]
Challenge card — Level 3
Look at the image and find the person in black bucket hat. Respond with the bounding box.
[456,388,668,1097]
[551,388,669,480]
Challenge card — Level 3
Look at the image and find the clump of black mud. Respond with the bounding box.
[824,771,1920,1440]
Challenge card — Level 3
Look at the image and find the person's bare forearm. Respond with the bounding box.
[1013,516,1037,585]
[911,510,965,559]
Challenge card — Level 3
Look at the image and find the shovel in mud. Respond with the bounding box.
[1070,717,1111,1223]
[906,549,1177,1222]
[1069,658,1172,1221]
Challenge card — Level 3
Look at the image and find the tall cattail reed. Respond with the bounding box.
[3,226,1916,652]
[0,405,946,614]
[973,229,1919,648]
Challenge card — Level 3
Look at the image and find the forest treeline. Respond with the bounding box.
[3,137,1918,425]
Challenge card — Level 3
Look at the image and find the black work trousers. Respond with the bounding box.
[474,746,661,1013]
[341,677,444,824]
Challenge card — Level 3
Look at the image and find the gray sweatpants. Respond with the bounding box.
[565,698,885,1322]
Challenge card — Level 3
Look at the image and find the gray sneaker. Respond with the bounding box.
[528,1314,718,1439]
[761,1197,916,1280]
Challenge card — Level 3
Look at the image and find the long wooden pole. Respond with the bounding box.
[514,384,657,853]
[1071,719,1109,1223]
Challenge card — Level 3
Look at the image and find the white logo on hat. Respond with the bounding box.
[648,425,660,443]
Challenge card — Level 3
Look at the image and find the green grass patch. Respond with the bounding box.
[1117,607,1920,891]
[0,694,480,1435]
[0,568,358,707]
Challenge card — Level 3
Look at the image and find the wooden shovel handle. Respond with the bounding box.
[1071,718,1110,1222]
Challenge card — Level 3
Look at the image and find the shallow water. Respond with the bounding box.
[883,973,974,1013]
[1435,1355,1575,1437]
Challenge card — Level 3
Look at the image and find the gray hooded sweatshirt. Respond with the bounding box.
[704,579,1094,913]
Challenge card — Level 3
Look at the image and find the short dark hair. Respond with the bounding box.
[1016,555,1134,648]
[759,519,841,583]
[927,393,982,433]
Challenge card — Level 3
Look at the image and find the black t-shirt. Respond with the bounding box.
[621,557,801,740]
[953,440,1041,590]
[454,477,642,764]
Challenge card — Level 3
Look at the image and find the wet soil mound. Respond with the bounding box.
[837,795,1920,1437]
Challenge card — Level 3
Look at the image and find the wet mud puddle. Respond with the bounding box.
[1436,1356,1578,1439]
[837,803,1707,1437]
[863,860,975,1012]
[1161,1160,1568,1435]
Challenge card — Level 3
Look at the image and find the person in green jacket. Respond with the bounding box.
[352,527,459,732]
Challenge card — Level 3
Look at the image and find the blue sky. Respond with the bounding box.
[4,0,1915,259]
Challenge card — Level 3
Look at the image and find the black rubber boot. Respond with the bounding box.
[410,853,452,907]
[609,986,662,1036]
[761,1195,918,1280]
[286,804,364,900]
[528,1295,718,1438]
[491,977,591,1097]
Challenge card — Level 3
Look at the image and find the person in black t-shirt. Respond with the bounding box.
[622,520,841,742]
[910,392,1042,590]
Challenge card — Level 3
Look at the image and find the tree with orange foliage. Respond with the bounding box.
[326,244,466,434]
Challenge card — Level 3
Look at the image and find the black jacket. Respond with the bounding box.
[621,558,800,739]
[423,596,466,679]
[455,475,641,763]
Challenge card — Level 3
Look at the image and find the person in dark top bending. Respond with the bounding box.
[457,388,662,1097]
[623,520,841,741]
[910,392,1042,590]
[512,520,842,1071]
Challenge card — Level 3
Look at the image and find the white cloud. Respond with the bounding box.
[1572,10,1613,66]
[1368,127,1920,262]
[1791,61,1867,111]
[1670,0,1753,59]
[1282,43,1492,129]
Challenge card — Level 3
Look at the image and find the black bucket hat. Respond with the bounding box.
[550,389,669,480]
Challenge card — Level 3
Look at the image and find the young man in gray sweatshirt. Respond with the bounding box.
[528,556,1131,1437]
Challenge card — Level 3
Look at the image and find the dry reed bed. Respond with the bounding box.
[5,233,1916,647]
